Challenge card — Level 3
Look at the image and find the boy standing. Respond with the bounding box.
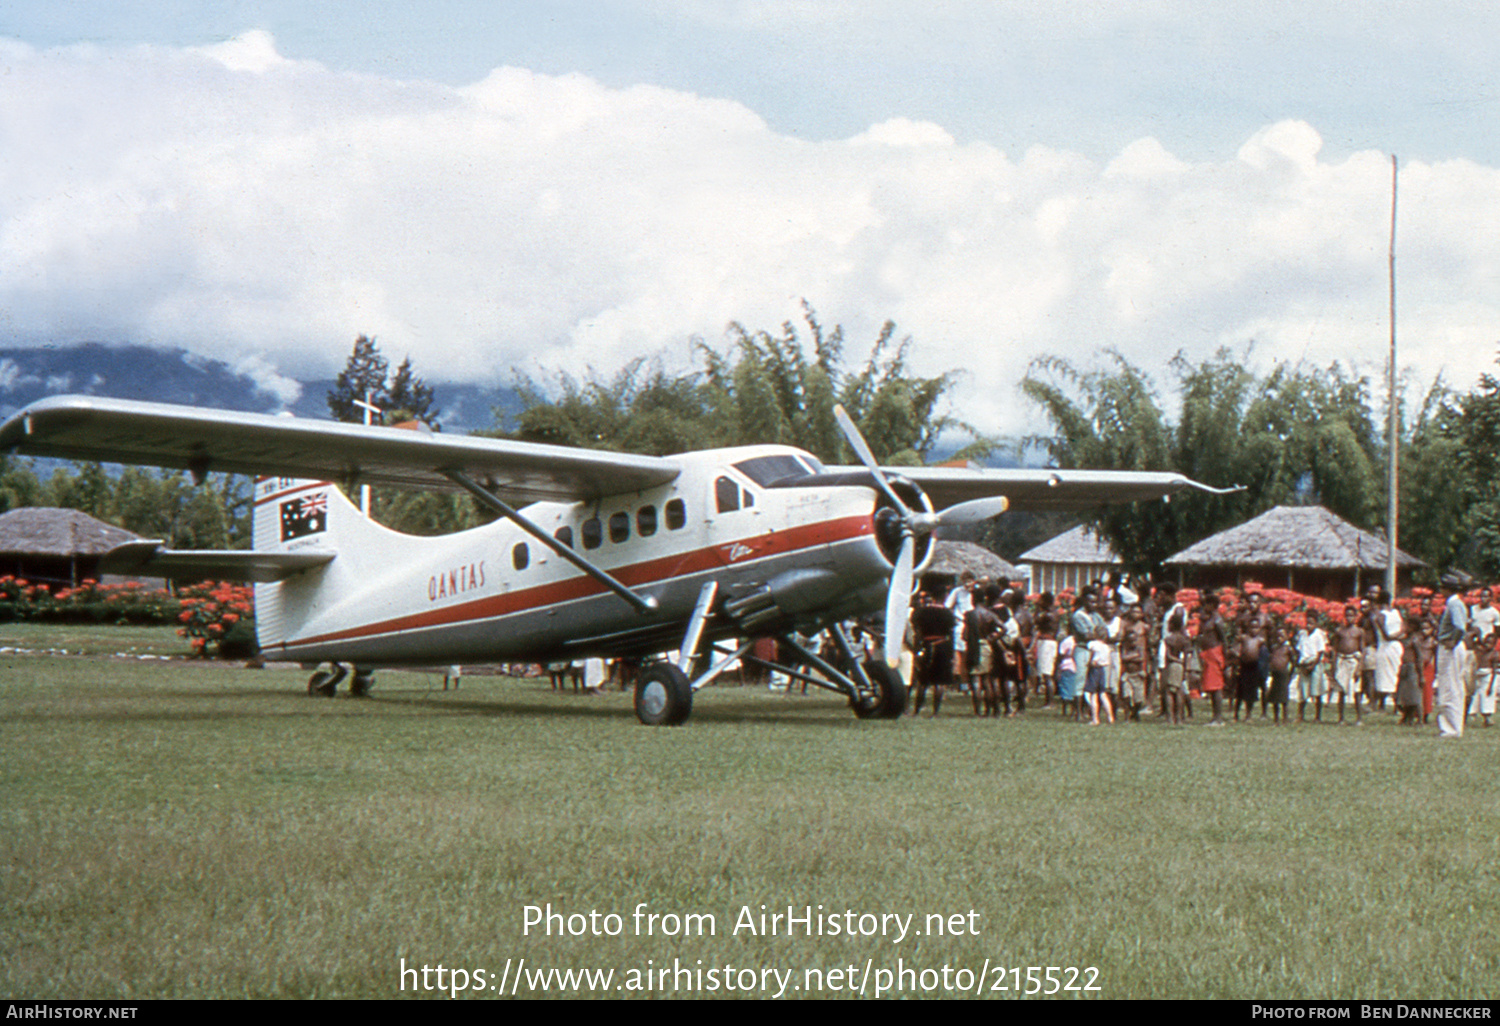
[1332,604,1366,725]
[1294,615,1329,723]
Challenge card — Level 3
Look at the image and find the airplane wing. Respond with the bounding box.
[822,465,1237,512]
[100,541,336,583]
[0,395,681,504]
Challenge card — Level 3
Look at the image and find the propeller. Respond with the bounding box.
[930,495,1010,528]
[832,406,1009,668]
[832,404,914,518]
[883,529,916,668]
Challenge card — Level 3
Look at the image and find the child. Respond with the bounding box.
[1057,631,1079,722]
[1162,610,1190,725]
[1397,612,1425,726]
[1294,616,1328,723]
[1266,625,1292,725]
[1085,625,1115,725]
[1469,632,1498,728]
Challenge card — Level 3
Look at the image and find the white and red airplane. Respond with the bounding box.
[0,394,1230,724]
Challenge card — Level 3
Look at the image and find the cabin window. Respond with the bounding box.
[715,476,740,513]
[512,543,529,571]
[637,505,658,537]
[665,498,687,530]
[582,516,603,550]
[742,488,755,508]
[609,511,630,543]
[554,525,573,549]
[734,454,812,486]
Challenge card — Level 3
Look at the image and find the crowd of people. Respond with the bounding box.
[904,571,1500,738]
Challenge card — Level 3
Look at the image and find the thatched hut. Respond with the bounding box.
[921,540,1021,594]
[0,507,140,587]
[1019,525,1121,596]
[1163,505,1425,598]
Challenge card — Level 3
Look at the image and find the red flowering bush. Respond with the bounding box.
[175,582,257,659]
[1,575,255,658]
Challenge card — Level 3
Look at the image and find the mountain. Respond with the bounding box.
[0,343,522,433]
[0,341,1018,464]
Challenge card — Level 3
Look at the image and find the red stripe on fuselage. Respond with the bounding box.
[277,512,874,650]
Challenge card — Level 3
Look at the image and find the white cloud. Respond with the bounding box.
[188,29,291,73]
[1,33,1497,440]
[851,118,955,148]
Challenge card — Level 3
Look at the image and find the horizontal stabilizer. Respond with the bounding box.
[100,541,335,583]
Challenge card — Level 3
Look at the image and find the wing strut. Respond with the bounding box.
[444,470,658,614]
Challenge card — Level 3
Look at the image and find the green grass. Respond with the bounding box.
[2,625,1498,999]
[1,621,189,657]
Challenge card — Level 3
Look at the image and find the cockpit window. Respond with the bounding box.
[715,476,740,513]
[733,454,817,487]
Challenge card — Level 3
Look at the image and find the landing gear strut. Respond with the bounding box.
[307,663,347,697]
[675,622,906,722]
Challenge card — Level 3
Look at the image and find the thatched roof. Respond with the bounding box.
[1165,505,1425,570]
[928,540,1020,581]
[0,507,140,557]
[1020,525,1120,565]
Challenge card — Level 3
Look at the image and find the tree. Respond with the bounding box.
[509,358,717,456]
[327,335,439,428]
[327,335,389,424]
[385,357,439,427]
[1021,348,1390,576]
[1022,350,1189,575]
[1399,377,1468,572]
[506,304,989,465]
[1442,352,1500,577]
[0,456,43,513]
[110,468,249,550]
[326,336,458,534]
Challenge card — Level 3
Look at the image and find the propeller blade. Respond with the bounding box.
[884,533,915,668]
[934,496,1009,530]
[833,404,911,515]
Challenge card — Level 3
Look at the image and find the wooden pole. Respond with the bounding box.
[1386,154,1399,597]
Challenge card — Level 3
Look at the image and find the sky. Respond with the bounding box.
[2,1,1498,437]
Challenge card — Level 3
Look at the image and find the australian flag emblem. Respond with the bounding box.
[280,492,328,541]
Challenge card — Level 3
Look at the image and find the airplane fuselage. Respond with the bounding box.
[253,444,904,668]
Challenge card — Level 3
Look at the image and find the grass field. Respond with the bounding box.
[2,625,1498,1000]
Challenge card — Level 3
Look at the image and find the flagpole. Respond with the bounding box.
[1386,154,1399,597]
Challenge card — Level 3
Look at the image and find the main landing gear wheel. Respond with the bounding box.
[307,664,347,697]
[852,659,907,720]
[634,663,693,726]
[350,670,375,698]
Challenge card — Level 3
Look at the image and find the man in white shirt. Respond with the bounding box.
[1371,587,1404,710]
[944,572,976,677]
[1435,575,1470,738]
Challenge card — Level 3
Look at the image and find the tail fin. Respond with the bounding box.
[252,478,357,651]
[253,477,349,554]
[253,477,481,659]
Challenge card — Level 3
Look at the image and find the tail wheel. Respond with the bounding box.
[307,663,346,697]
[634,663,693,726]
[852,659,907,720]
